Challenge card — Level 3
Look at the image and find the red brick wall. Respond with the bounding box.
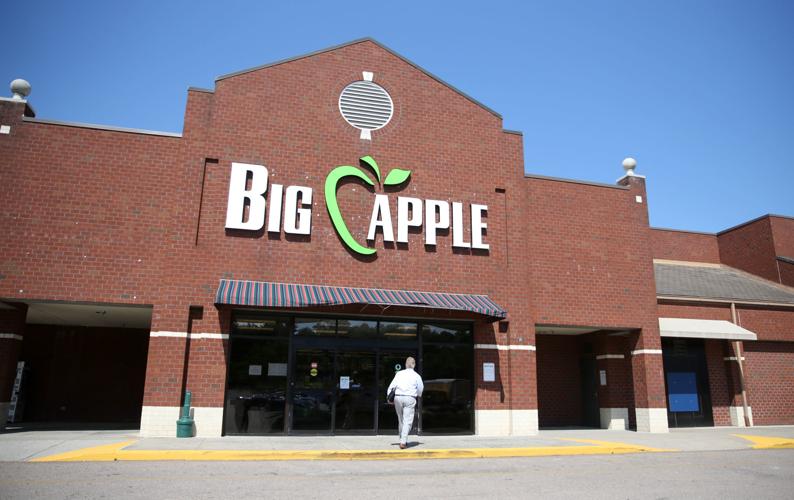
[704,340,736,426]
[744,341,794,425]
[718,217,778,282]
[657,302,732,321]
[650,229,720,263]
[779,260,794,288]
[736,306,794,342]
[770,216,794,258]
[536,335,583,427]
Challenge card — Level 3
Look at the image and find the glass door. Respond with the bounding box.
[334,351,377,433]
[290,349,334,432]
[378,350,418,435]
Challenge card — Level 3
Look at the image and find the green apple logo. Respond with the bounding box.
[325,155,411,255]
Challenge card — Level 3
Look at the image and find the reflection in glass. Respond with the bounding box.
[233,317,290,336]
[224,337,288,434]
[294,318,337,336]
[422,323,471,343]
[335,351,376,432]
[421,344,473,433]
[338,320,377,338]
[292,349,334,431]
[381,322,417,339]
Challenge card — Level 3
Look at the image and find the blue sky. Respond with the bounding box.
[3,0,792,232]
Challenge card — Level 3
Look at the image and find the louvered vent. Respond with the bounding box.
[339,78,393,140]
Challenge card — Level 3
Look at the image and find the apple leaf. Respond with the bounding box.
[384,168,412,186]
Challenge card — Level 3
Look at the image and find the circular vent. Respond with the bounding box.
[339,80,393,137]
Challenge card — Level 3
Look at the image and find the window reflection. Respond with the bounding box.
[422,323,471,343]
[381,322,417,339]
[338,320,377,338]
[294,318,337,336]
[233,317,290,336]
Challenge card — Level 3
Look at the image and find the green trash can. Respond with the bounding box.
[176,391,194,438]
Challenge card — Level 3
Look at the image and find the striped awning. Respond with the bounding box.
[215,279,506,320]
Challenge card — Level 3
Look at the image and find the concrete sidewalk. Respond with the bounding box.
[2,425,793,462]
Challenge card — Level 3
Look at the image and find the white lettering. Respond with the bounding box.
[367,194,395,242]
[284,186,313,235]
[425,199,450,246]
[471,204,489,250]
[266,184,284,233]
[225,162,267,231]
[452,202,471,248]
[397,197,423,243]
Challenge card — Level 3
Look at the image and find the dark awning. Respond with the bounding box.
[215,279,506,320]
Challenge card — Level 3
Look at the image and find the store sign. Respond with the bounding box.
[225,156,489,256]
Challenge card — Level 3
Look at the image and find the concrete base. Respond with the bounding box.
[730,406,754,427]
[140,406,224,437]
[599,407,629,430]
[475,409,538,436]
[635,408,669,433]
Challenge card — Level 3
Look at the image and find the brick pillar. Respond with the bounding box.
[0,304,27,420]
[139,304,190,436]
[629,329,669,432]
[594,334,632,429]
[724,340,751,426]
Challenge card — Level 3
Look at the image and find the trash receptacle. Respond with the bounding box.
[176,391,194,438]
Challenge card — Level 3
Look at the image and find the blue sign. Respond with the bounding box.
[667,372,699,412]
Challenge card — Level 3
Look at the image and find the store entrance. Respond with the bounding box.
[662,338,714,427]
[223,313,473,436]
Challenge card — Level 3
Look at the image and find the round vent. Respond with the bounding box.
[339,79,393,139]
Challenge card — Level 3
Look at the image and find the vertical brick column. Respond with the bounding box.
[594,334,632,429]
[629,329,668,432]
[0,304,27,420]
[139,304,190,436]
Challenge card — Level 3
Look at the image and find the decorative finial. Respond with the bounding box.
[10,79,31,100]
[622,157,637,177]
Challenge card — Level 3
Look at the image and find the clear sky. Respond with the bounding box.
[3,0,792,232]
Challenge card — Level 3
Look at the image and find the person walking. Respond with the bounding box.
[387,356,423,449]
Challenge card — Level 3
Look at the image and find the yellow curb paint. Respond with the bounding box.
[733,434,794,449]
[560,438,676,453]
[30,439,672,462]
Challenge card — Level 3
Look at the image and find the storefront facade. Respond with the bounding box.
[1,39,792,436]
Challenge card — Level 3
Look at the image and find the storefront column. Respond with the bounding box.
[724,341,752,426]
[594,334,632,430]
[630,329,669,432]
[0,304,27,420]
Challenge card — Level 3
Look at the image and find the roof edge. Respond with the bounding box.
[650,226,716,236]
[21,117,182,138]
[214,37,502,119]
[524,173,629,191]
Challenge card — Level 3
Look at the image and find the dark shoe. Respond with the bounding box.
[399,443,407,449]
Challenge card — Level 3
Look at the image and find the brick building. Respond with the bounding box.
[1,39,792,437]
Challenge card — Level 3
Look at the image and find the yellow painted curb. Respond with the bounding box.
[31,438,673,462]
[733,434,794,449]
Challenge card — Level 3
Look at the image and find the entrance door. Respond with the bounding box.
[290,349,334,432]
[663,338,714,427]
[334,351,376,433]
[378,350,417,434]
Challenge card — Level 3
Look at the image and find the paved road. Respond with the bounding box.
[1,449,792,499]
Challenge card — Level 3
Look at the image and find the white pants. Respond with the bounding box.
[394,395,417,444]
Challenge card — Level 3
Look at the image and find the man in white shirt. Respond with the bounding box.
[387,356,424,449]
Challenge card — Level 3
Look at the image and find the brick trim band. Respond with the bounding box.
[0,333,23,341]
[595,354,625,360]
[474,344,536,351]
[724,356,746,361]
[149,331,229,340]
[631,349,663,356]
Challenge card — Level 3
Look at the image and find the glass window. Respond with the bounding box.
[337,319,377,338]
[380,321,417,339]
[224,337,288,434]
[421,323,471,343]
[294,318,337,336]
[233,317,290,336]
[421,344,473,433]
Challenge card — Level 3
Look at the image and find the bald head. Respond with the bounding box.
[405,357,416,369]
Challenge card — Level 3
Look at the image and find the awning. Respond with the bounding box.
[659,318,757,341]
[215,279,507,320]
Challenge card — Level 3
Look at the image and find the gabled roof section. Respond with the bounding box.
[654,261,794,305]
[214,37,501,119]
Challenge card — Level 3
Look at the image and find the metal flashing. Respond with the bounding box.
[649,227,716,236]
[214,37,502,119]
[21,117,182,138]
[503,129,523,136]
[524,173,630,191]
[188,87,214,94]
